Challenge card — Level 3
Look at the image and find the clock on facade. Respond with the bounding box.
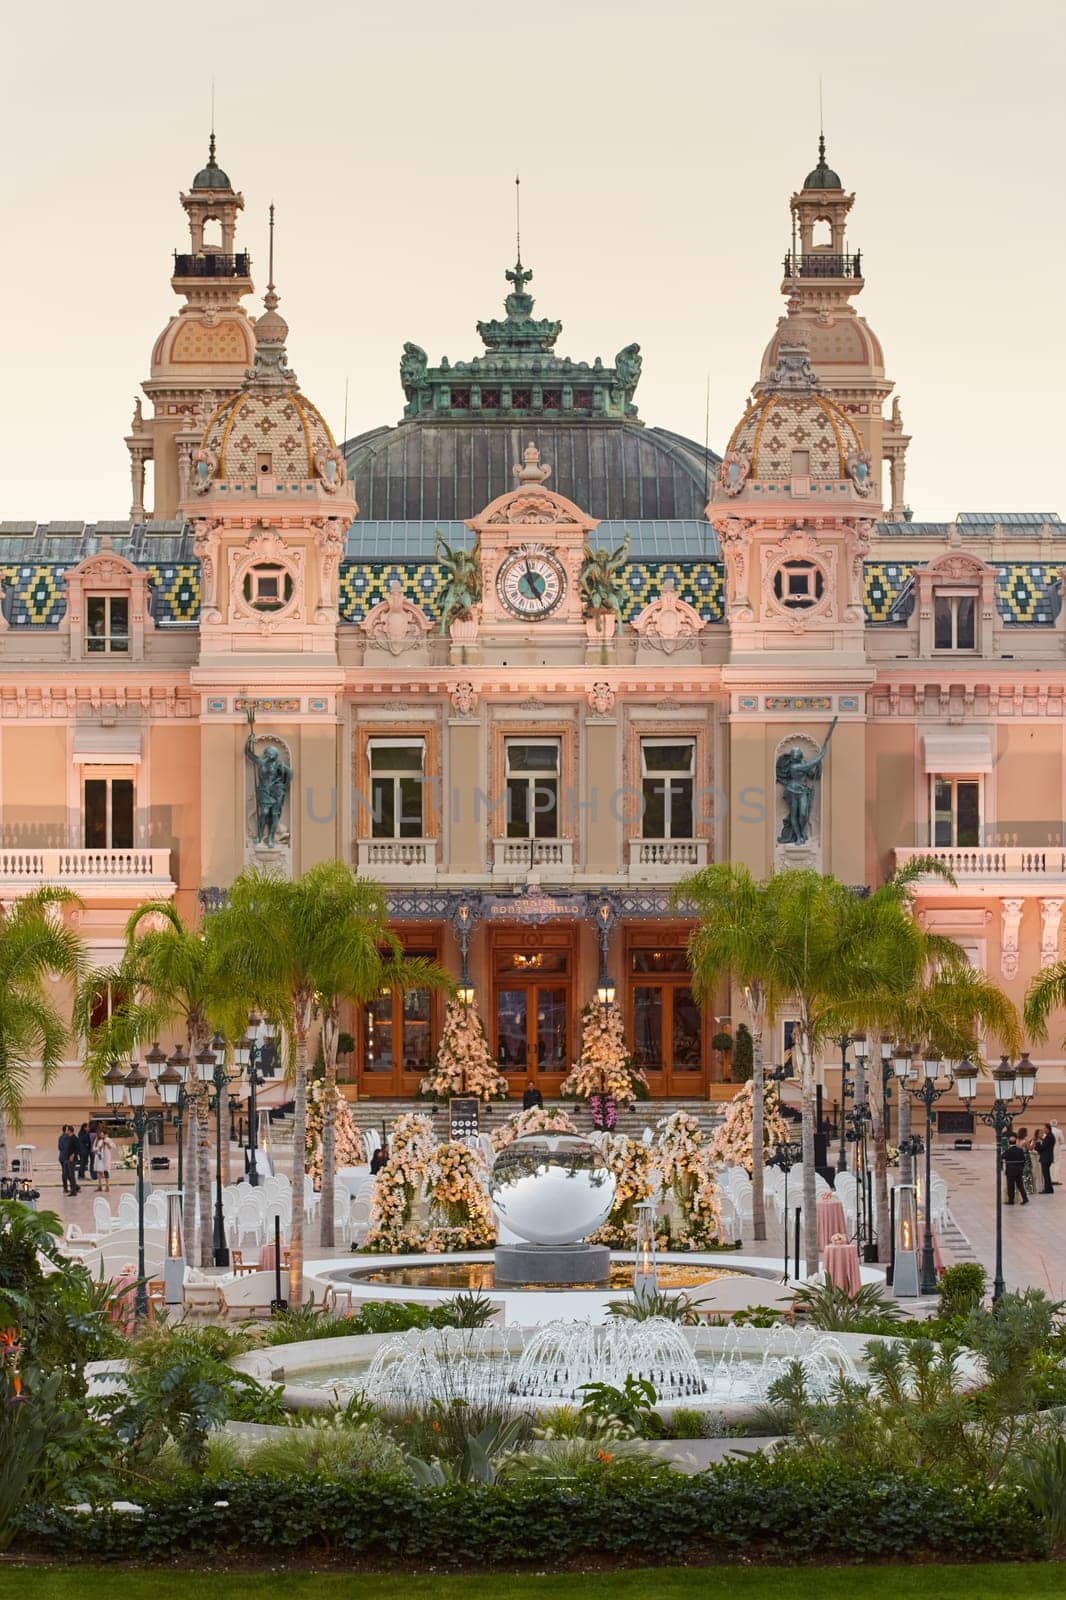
[495,544,567,619]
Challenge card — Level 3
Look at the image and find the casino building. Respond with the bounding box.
[6,136,1066,1118]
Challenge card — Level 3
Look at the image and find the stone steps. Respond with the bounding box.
[343,1098,725,1141]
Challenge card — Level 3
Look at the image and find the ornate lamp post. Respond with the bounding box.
[879,1041,894,1144]
[102,1057,151,1322]
[770,1138,803,1283]
[892,1044,918,1185]
[196,1037,240,1267]
[156,1044,190,1191]
[836,1033,852,1172]
[902,1053,954,1295]
[955,1055,1037,1304]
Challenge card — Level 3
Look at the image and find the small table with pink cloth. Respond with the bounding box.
[816,1191,848,1250]
[822,1234,862,1298]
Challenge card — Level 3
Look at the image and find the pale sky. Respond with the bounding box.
[2,0,1064,522]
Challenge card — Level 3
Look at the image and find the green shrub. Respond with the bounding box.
[607,1289,707,1325]
[1019,1435,1066,1551]
[667,1407,706,1439]
[937,1262,987,1321]
[578,1376,662,1440]
[790,1279,907,1333]
[247,1423,407,1480]
[732,1023,754,1082]
[16,1455,1044,1563]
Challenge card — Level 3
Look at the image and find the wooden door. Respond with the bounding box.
[491,926,575,1098]
[626,928,708,1096]
[355,925,442,1097]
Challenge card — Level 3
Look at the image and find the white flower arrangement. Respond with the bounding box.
[365,1114,495,1253]
[656,1110,722,1250]
[708,1081,790,1174]
[560,1001,649,1107]
[305,1080,364,1185]
[365,1112,437,1251]
[419,998,509,1103]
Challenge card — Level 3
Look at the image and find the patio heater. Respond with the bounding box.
[164,1192,185,1306]
[893,1183,919,1297]
[632,1201,658,1305]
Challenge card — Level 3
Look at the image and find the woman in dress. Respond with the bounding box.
[93,1130,116,1193]
[1016,1127,1037,1196]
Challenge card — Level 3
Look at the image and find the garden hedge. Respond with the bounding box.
[18,1456,1044,1565]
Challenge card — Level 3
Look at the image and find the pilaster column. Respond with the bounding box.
[1000,897,1024,980]
[1039,898,1064,969]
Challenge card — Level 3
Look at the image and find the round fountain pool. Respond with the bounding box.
[349,1260,744,1293]
[232,1321,922,1426]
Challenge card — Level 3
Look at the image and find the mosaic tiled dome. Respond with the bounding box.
[201,387,336,480]
[727,388,862,481]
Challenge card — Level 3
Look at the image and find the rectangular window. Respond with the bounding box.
[932,777,981,847]
[641,739,695,839]
[505,740,559,839]
[83,777,134,849]
[933,593,977,651]
[86,595,129,654]
[368,739,425,839]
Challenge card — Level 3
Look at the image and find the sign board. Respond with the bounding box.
[449,1096,480,1141]
[936,1110,975,1136]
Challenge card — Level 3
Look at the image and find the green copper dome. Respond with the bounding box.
[191,134,232,192]
[803,134,842,191]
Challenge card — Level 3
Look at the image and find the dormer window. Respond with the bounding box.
[933,592,976,651]
[256,452,273,476]
[86,595,129,654]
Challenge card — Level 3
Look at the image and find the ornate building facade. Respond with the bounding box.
[6,139,1066,1116]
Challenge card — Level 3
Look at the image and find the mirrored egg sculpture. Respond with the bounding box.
[490,1134,616,1246]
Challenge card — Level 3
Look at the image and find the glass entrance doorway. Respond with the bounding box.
[626,932,708,1094]
[492,930,574,1096]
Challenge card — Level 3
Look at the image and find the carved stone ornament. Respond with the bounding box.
[587,682,615,716]
[631,578,706,654]
[716,449,750,497]
[314,446,348,493]
[450,680,478,716]
[361,581,433,655]
[846,449,874,497]
[192,447,218,491]
[513,442,552,486]
[1001,898,1024,980]
[1040,898,1064,970]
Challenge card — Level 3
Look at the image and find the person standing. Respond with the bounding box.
[1017,1127,1037,1196]
[370,1140,389,1176]
[76,1123,92,1183]
[1035,1125,1056,1196]
[522,1080,543,1111]
[57,1125,80,1196]
[93,1130,115,1194]
[1003,1135,1029,1206]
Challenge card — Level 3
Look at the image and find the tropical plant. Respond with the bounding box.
[208,862,446,1295]
[1019,1435,1066,1551]
[578,1375,662,1440]
[0,1367,87,1550]
[607,1289,707,1325]
[435,532,482,632]
[247,1423,407,1480]
[405,1414,527,1485]
[937,1262,987,1321]
[0,890,86,1178]
[498,1437,668,1478]
[0,1201,123,1389]
[578,535,629,616]
[790,1278,907,1332]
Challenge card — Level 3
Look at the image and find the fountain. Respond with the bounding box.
[510,1318,708,1401]
[489,1134,616,1286]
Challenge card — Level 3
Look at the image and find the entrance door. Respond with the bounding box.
[492,929,574,1097]
[355,927,441,1096]
[627,934,707,1095]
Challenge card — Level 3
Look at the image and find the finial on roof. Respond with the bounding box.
[803,130,842,191]
[252,202,292,383]
[513,442,552,485]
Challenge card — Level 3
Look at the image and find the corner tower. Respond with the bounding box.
[126,136,257,522]
[757,138,910,519]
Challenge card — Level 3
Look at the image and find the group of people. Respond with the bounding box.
[1002,1124,1058,1206]
[57,1123,116,1196]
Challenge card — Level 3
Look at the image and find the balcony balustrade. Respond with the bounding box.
[628,837,709,881]
[0,847,175,898]
[492,837,574,877]
[355,838,437,881]
[894,845,1066,884]
[172,252,251,278]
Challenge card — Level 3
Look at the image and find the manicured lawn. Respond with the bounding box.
[0,1566,1063,1599]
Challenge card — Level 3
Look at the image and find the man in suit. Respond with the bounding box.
[1003,1135,1029,1206]
[522,1081,543,1111]
[1035,1125,1056,1195]
[57,1125,80,1196]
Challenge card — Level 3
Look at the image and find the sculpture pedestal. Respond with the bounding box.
[494,1242,611,1287]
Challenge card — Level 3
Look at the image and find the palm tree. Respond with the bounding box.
[79,902,242,1266]
[0,890,86,1178]
[1022,959,1066,1047]
[209,861,448,1301]
[679,864,785,1241]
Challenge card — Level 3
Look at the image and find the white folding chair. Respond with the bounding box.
[349,1197,371,1245]
[93,1197,114,1235]
[234,1200,265,1248]
[117,1194,138,1228]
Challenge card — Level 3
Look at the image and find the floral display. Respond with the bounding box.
[589,1135,660,1248]
[428,1140,495,1249]
[492,1105,577,1151]
[656,1110,722,1250]
[420,998,509,1103]
[708,1080,790,1174]
[560,1001,648,1107]
[365,1112,438,1252]
[305,1079,364,1185]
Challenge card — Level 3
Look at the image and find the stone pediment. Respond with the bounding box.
[467,443,598,537]
[631,578,706,653]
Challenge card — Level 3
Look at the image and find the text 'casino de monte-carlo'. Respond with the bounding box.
[6,132,1066,1116]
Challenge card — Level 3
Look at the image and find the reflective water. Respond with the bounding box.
[350,1261,743,1292]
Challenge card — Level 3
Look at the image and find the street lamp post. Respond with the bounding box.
[770,1138,803,1283]
[836,1034,851,1172]
[901,1053,954,1296]
[102,1058,151,1322]
[195,1037,239,1268]
[955,1055,1037,1304]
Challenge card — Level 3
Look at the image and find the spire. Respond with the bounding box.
[251,202,294,385]
[192,126,232,192]
[803,130,842,191]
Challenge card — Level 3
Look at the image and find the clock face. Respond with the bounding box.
[496,546,566,620]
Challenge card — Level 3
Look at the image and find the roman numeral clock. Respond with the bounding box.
[468,444,596,633]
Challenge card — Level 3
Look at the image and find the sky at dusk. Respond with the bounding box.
[2,0,1064,522]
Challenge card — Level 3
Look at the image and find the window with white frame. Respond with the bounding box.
[369,739,425,839]
[86,595,129,654]
[931,776,981,847]
[505,739,559,838]
[83,774,135,849]
[641,739,695,838]
[933,592,976,651]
